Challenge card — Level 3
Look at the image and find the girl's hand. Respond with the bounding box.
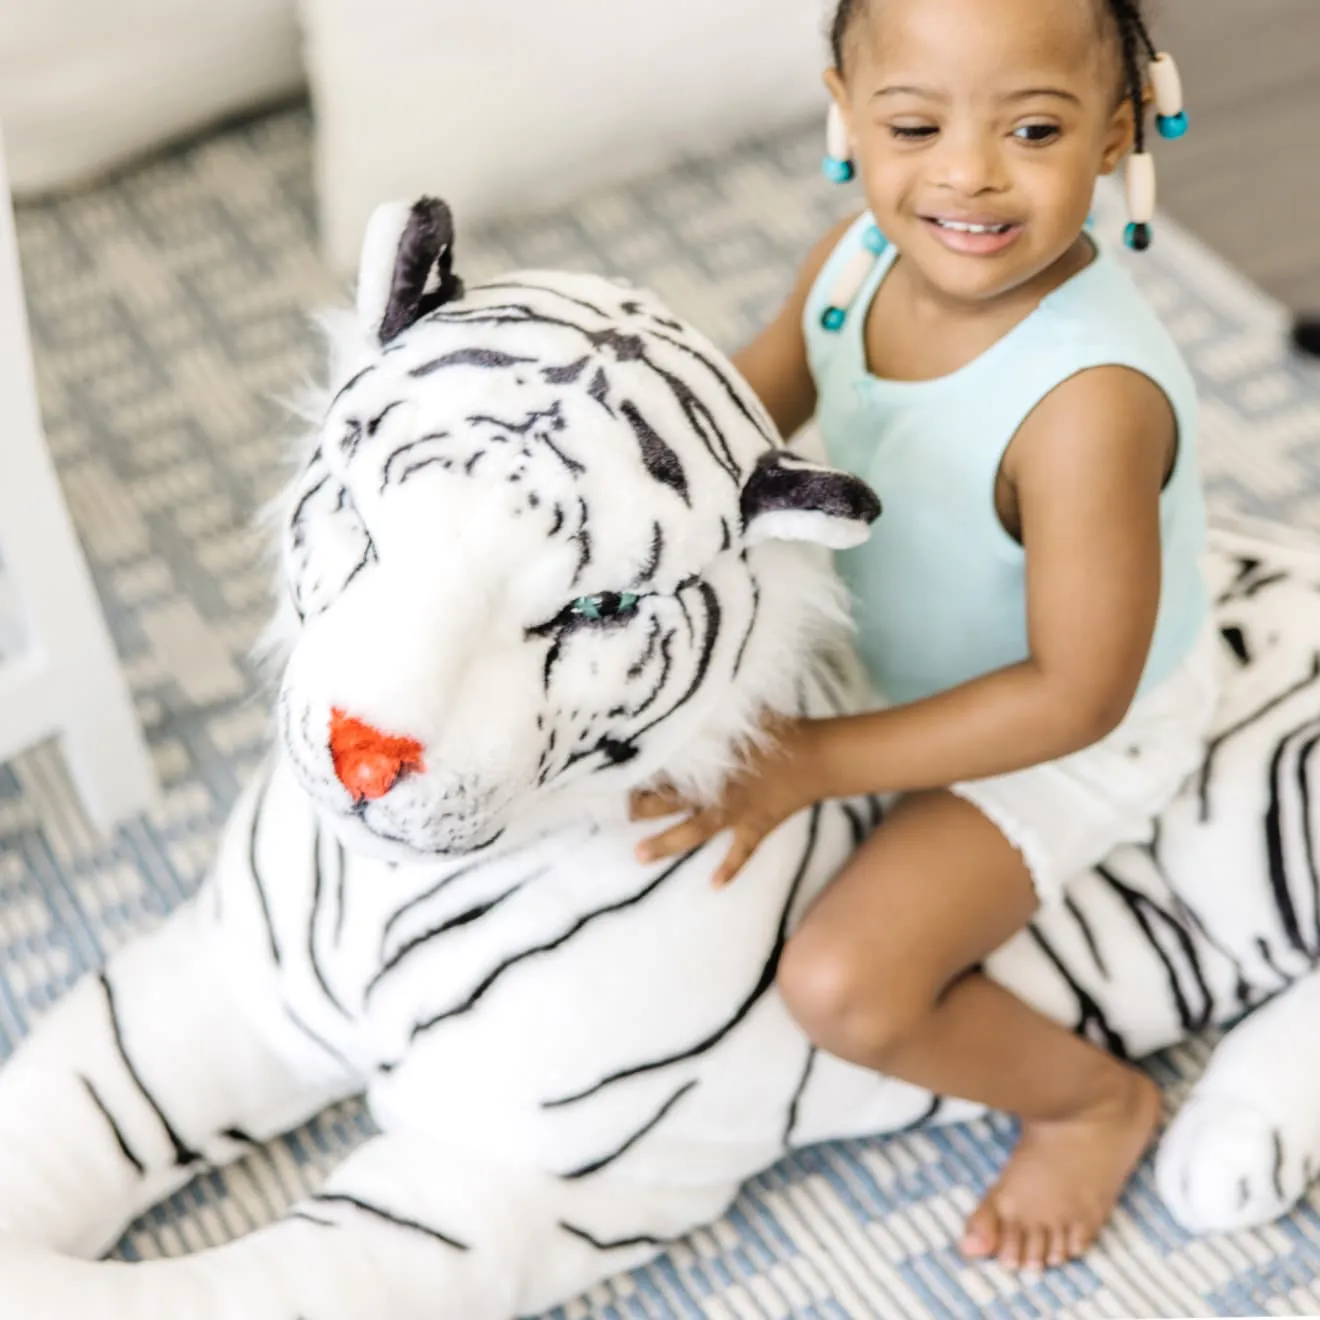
[630,719,821,887]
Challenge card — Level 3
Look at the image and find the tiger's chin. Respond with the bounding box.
[321,809,509,865]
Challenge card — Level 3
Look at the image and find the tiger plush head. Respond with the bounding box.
[273,197,879,861]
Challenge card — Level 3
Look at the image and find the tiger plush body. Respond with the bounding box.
[2,198,1320,1317]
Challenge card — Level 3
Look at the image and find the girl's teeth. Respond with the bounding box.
[937,219,1010,234]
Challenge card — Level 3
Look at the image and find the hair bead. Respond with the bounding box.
[1124,222,1153,251]
[1149,53,1184,118]
[1125,150,1156,225]
[1150,52,1189,138]
[823,103,855,184]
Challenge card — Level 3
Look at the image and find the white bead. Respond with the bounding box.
[1149,52,1184,118]
[826,102,851,162]
[826,245,879,318]
[1126,151,1156,225]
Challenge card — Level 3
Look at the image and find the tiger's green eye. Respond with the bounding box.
[569,592,641,622]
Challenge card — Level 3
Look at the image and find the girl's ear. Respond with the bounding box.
[1099,88,1147,176]
[823,67,851,131]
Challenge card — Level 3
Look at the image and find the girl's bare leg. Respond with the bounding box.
[778,790,1161,1270]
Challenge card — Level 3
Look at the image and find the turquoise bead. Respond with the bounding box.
[821,156,855,185]
[862,225,887,254]
[1156,110,1189,140]
[1124,221,1152,252]
[821,306,847,332]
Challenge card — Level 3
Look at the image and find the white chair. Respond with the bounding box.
[0,124,156,831]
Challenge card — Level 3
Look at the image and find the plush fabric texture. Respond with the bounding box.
[5,192,1320,1318]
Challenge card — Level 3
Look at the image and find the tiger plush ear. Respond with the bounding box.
[357,196,465,346]
[741,450,880,551]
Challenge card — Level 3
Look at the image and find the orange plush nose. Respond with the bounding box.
[329,708,426,802]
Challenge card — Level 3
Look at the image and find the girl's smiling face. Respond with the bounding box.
[828,0,1138,306]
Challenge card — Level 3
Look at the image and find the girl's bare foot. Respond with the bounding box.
[960,1069,1163,1270]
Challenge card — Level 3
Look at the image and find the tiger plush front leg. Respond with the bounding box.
[0,1128,735,1319]
[0,780,361,1261]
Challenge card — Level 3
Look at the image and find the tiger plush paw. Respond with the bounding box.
[1157,1092,1303,1233]
[1156,967,1320,1233]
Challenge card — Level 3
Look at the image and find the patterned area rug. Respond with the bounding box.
[7,104,1320,1319]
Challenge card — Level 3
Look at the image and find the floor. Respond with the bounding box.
[1155,0,1320,311]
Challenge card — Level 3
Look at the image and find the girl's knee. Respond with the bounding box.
[777,925,928,1065]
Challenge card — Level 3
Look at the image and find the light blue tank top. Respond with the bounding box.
[804,214,1207,707]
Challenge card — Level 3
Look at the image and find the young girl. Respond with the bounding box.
[633,0,1220,1275]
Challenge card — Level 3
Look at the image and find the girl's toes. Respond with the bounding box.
[960,1201,1001,1259]
[1022,1225,1049,1272]
[996,1219,1026,1270]
[1066,1220,1094,1260]
[1046,1226,1070,1268]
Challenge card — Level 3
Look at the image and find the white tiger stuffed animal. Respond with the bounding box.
[2,196,1320,1318]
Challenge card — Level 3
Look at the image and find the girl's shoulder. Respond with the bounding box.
[1038,244,1183,360]
[1032,245,1198,422]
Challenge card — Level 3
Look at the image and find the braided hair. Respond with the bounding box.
[1107,0,1159,160]
[829,0,1158,150]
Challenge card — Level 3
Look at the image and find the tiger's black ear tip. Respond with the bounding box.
[372,195,465,346]
[410,196,455,243]
[1293,316,1320,359]
[740,449,882,550]
[402,195,457,264]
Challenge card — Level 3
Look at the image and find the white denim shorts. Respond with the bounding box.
[948,621,1223,907]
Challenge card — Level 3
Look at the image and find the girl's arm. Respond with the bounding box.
[800,363,1176,800]
[731,214,859,439]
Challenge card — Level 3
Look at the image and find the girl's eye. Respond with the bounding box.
[890,124,939,141]
[1013,123,1060,144]
[568,591,641,623]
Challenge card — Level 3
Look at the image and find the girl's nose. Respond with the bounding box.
[937,131,1007,195]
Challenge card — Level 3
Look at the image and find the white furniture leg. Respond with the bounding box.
[0,121,156,830]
